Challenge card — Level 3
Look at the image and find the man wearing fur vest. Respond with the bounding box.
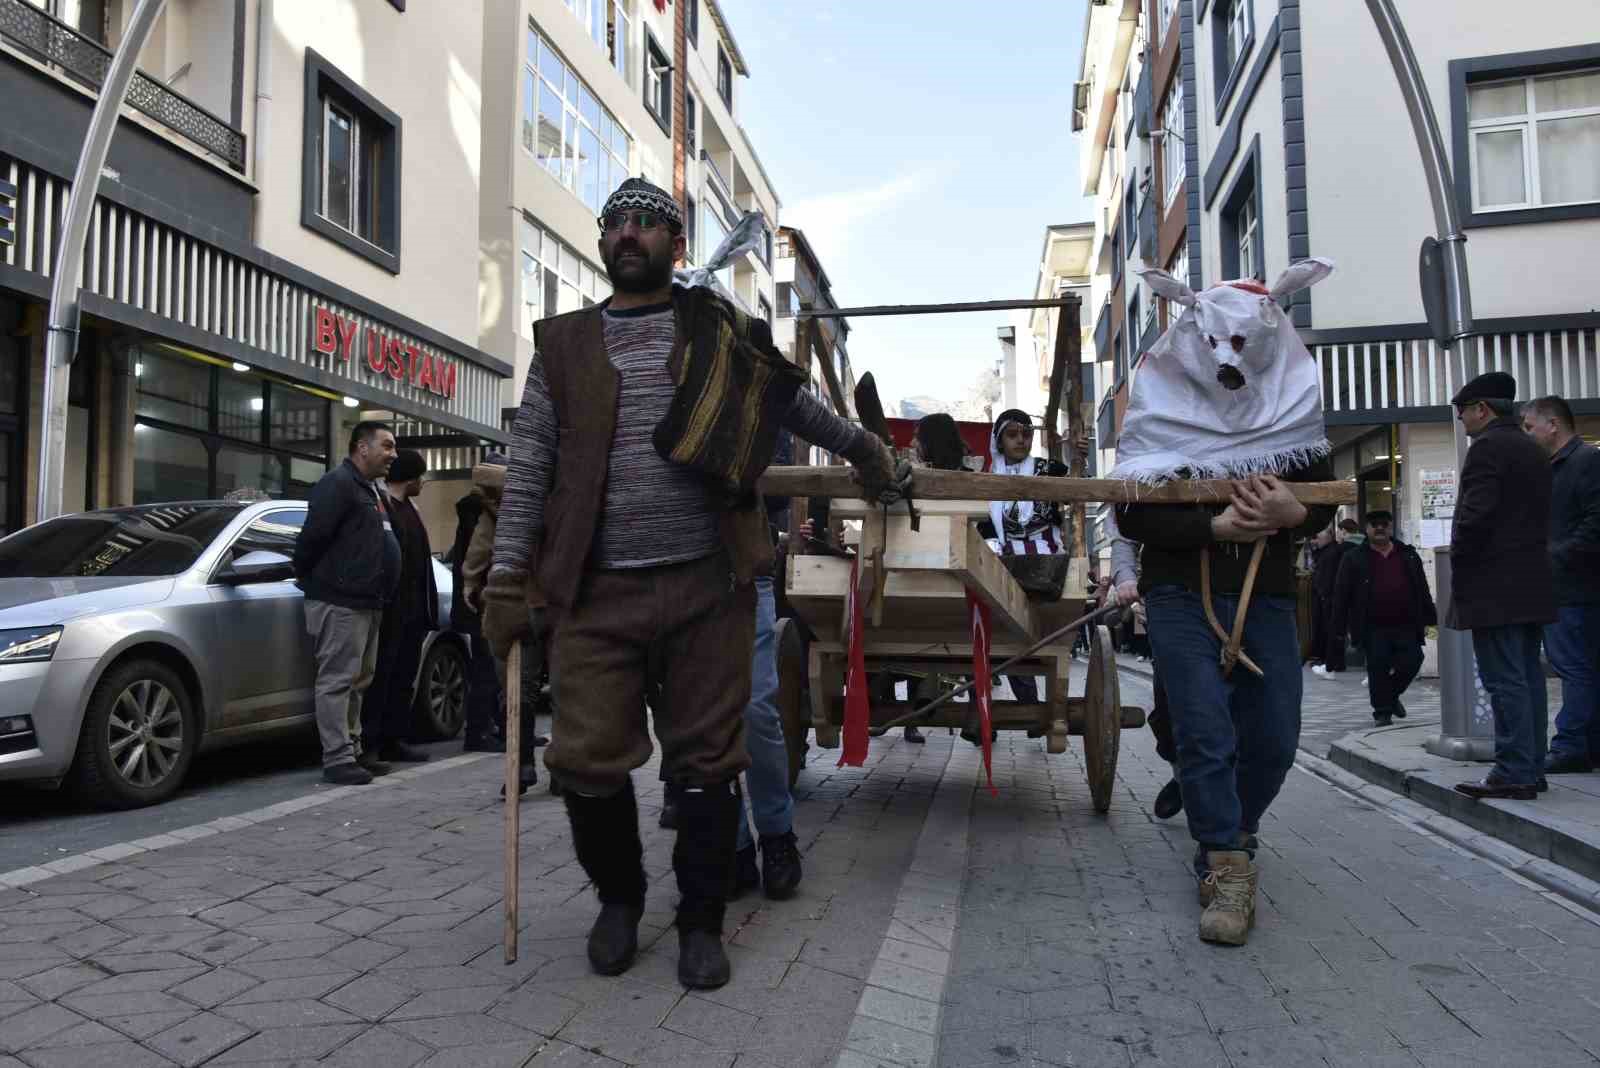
[482,178,903,990]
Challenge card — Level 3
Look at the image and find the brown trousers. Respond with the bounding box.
[544,552,757,796]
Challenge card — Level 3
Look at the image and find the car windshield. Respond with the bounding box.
[0,504,244,579]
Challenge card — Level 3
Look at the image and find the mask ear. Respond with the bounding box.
[1268,257,1335,301]
[1137,268,1197,308]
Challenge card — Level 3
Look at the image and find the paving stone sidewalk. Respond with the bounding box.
[937,673,1600,1068]
[0,737,955,1068]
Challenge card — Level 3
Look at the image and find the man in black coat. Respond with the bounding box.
[1522,396,1600,774]
[1330,511,1438,726]
[1447,373,1557,800]
[363,449,438,768]
[1311,518,1361,675]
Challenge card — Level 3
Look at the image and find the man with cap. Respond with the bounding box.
[1448,372,1557,800]
[1330,510,1437,726]
[361,448,437,770]
[481,178,903,990]
[1522,395,1600,774]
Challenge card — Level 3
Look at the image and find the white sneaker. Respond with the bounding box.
[1311,665,1334,679]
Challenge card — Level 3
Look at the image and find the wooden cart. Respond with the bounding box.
[775,497,1143,812]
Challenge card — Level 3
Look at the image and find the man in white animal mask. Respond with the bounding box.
[1114,259,1338,947]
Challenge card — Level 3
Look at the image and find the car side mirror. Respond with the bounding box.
[219,550,296,586]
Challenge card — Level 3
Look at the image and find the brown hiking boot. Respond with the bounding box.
[1198,850,1258,946]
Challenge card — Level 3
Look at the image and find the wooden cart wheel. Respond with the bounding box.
[1083,624,1122,814]
[775,618,809,789]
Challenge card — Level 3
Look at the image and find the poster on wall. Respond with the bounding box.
[1418,468,1456,549]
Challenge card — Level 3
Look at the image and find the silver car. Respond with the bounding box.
[0,501,470,809]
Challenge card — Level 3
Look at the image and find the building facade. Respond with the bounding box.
[773,225,851,449]
[1077,0,1600,583]
[0,0,511,540]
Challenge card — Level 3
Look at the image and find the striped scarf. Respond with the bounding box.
[653,284,808,497]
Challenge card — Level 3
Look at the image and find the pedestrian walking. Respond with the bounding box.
[1447,372,1557,801]
[1311,519,1360,678]
[291,422,400,786]
[449,455,502,754]
[1116,259,1338,946]
[1329,510,1437,726]
[461,452,547,794]
[360,449,436,771]
[481,178,903,990]
[730,427,803,901]
[1521,395,1600,774]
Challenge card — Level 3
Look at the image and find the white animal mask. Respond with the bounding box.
[1110,258,1335,484]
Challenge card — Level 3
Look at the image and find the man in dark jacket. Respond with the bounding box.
[1522,395,1600,774]
[1330,511,1438,726]
[293,422,400,785]
[362,449,437,769]
[1311,518,1360,676]
[1448,373,1557,800]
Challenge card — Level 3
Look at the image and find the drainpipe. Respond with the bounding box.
[36,0,167,525]
[252,0,272,244]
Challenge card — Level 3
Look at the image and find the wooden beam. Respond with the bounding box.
[795,296,1083,319]
[802,312,850,417]
[758,466,1359,505]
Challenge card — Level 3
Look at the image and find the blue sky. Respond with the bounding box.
[721,0,1094,409]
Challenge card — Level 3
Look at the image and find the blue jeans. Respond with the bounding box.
[738,578,793,850]
[1473,623,1549,784]
[1145,586,1302,853]
[1545,605,1600,764]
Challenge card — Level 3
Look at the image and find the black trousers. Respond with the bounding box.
[363,613,427,753]
[1309,592,1329,662]
[463,634,500,743]
[1363,626,1424,719]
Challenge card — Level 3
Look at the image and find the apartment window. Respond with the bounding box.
[644,30,672,134]
[686,90,698,156]
[758,296,772,326]
[301,50,401,272]
[701,200,732,291]
[611,0,633,84]
[524,25,633,216]
[519,216,611,342]
[1157,0,1176,43]
[684,193,697,264]
[1220,138,1264,281]
[1161,76,1185,206]
[777,282,800,317]
[1163,245,1189,323]
[686,0,699,46]
[1212,0,1254,114]
[1123,186,1137,258]
[563,0,606,55]
[1455,56,1600,225]
[717,45,734,109]
[1127,293,1141,355]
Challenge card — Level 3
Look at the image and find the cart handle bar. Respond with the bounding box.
[873,602,1126,732]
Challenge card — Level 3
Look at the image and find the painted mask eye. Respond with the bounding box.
[1229,335,1246,353]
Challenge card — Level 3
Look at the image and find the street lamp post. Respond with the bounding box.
[35,0,168,525]
[1363,0,1492,760]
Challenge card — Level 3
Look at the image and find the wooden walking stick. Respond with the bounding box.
[503,640,522,964]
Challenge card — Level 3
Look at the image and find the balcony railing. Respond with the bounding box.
[1313,327,1600,416]
[0,0,247,171]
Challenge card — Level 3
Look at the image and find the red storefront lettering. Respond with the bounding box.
[313,307,340,357]
[310,307,459,401]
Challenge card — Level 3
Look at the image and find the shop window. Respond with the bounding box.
[134,425,210,504]
[269,383,329,454]
[217,373,265,444]
[216,445,284,500]
[302,50,402,273]
[136,350,210,430]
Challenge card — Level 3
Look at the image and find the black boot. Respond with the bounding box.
[759,831,803,900]
[671,780,739,989]
[564,780,646,976]
[730,844,760,900]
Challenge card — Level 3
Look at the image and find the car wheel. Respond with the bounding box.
[414,639,467,740]
[70,659,197,810]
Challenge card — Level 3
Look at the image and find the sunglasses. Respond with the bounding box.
[598,210,670,233]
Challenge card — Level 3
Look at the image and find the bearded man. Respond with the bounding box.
[1115,259,1337,946]
[482,179,900,990]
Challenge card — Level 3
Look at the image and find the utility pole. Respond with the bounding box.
[36,0,168,525]
[1363,0,1490,760]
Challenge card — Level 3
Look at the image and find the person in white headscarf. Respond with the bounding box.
[1113,259,1338,948]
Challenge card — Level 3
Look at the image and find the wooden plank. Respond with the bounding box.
[831,498,994,519]
[794,296,1083,319]
[759,466,1358,505]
